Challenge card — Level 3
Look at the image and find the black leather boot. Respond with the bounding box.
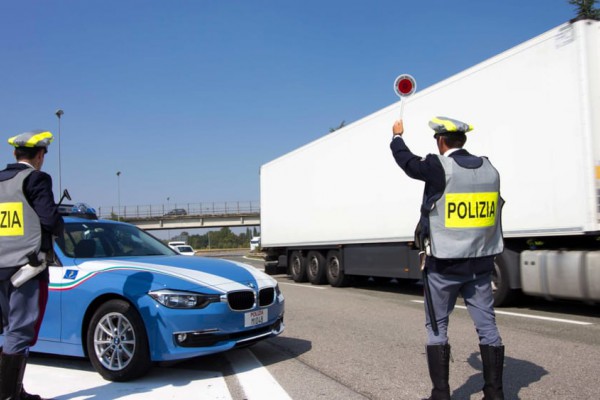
[19,388,45,400]
[0,352,47,400]
[423,344,451,400]
[16,357,47,400]
[0,352,24,400]
[480,344,505,400]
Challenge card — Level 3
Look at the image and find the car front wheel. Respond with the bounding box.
[86,299,151,382]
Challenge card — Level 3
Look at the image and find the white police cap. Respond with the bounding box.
[429,117,473,135]
[8,130,54,148]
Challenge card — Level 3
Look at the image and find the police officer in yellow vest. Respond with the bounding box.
[0,130,63,400]
[390,117,505,400]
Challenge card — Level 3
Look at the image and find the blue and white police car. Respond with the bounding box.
[31,205,284,381]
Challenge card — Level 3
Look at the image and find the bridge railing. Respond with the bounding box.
[96,201,260,220]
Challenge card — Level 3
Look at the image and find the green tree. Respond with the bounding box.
[569,0,600,20]
[183,227,259,250]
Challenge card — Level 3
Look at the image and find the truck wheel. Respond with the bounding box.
[326,250,350,287]
[306,251,327,285]
[289,251,307,282]
[492,257,519,307]
[86,299,151,382]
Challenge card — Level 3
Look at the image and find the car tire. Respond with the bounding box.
[289,251,307,282]
[306,251,327,285]
[86,299,151,382]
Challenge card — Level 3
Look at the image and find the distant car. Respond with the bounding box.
[250,236,261,251]
[164,208,187,216]
[10,207,284,382]
[168,241,196,256]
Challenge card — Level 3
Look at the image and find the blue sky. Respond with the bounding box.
[0,0,574,212]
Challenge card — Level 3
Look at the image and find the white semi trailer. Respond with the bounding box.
[260,19,600,306]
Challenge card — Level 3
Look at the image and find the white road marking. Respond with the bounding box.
[23,348,291,399]
[227,349,293,400]
[279,282,327,289]
[24,363,232,399]
[410,300,593,326]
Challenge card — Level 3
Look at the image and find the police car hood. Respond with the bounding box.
[75,255,274,294]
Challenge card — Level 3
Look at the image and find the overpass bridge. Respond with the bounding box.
[96,201,260,231]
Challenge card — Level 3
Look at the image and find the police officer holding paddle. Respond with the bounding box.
[0,130,63,400]
[390,117,505,400]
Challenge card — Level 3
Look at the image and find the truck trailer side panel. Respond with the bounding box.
[260,20,600,303]
[261,20,600,249]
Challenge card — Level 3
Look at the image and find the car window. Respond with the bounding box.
[59,221,177,258]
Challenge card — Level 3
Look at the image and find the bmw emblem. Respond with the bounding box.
[247,282,256,289]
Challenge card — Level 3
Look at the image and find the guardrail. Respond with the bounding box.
[96,201,260,220]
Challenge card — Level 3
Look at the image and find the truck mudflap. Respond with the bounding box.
[520,250,600,302]
[264,254,287,275]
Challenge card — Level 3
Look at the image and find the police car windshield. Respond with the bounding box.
[58,222,177,258]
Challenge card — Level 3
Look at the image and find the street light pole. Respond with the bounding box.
[166,197,170,240]
[116,171,121,221]
[55,109,64,194]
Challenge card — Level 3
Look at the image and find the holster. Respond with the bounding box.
[10,252,47,288]
[414,221,424,251]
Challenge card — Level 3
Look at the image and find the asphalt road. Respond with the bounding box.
[25,253,600,399]
[235,254,600,400]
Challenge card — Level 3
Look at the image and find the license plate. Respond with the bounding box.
[244,309,267,327]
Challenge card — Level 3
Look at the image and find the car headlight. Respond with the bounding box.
[148,290,221,309]
[275,284,284,302]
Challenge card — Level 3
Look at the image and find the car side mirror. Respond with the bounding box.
[58,189,71,206]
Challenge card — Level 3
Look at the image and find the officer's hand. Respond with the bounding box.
[392,120,404,136]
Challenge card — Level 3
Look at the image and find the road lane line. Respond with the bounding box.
[226,349,292,400]
[279,282,327,289]
[25,362,233,399]
[410,300,593,325]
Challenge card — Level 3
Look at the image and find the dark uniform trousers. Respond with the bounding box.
[425,269,501,346]
[0,270,48,354]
